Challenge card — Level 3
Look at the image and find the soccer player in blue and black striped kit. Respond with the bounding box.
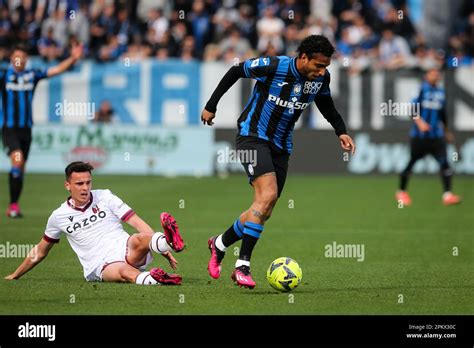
[1,43,83,218]
[201,35,356,288]
[396,68,461,207]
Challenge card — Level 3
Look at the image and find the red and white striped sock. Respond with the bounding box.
[135,271,159,285]
[149,232,172,254]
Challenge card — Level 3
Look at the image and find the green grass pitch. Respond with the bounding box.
[0,174,472,314]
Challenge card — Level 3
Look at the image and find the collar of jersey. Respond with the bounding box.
[67,193,93,212]
[8,65,20,74]
[290,57,302,79]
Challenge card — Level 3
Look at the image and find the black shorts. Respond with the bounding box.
[1,127,32,161]
[410,137,447,165]
[236,135,290,197]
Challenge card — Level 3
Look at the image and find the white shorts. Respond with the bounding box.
[85,234,154,282]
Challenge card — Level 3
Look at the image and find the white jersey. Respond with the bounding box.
[44,189,135,278]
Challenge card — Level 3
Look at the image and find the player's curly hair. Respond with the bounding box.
[65,161,94,180]
[13,44,29,54]
[297,35,335,59]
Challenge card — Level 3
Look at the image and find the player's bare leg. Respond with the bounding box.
[127,232,154,267]
[101,262,181,285]
[7,150,26,218]
[231,173,278,288]
[125,212,184,283]
[208,173,278,285]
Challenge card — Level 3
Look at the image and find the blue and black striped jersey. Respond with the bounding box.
[0,66,48,129]
[239,56,331,153]
[410,81,446,139]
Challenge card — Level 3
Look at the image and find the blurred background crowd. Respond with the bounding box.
[0,0,472,73]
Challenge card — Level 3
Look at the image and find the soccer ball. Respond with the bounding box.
[266,257,302,292]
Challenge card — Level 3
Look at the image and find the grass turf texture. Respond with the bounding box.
[0,174,472,315]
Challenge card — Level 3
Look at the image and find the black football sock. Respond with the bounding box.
[9,167,23,204]
[238,222,264,263]
[440,166,452,193]
[400,158,417,191]
[221,218,244,247]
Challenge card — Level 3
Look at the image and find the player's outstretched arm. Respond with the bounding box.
[201,63,247,126]
[315,96,356,154]
[125,214,155,235]
[46,42,84,78]
[4,239,55,280]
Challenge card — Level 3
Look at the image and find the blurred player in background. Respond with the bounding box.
[396,68,461,206]
[0,43,83,218]
[201,35,355,289]
[5,161,185,285]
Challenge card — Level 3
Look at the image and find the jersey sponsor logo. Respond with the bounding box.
[65,211,107,233]
[303,81,323,94]
[5,82,34,91]
[268,94,309,110]
[421,100,443,110]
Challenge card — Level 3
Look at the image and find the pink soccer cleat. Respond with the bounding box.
[207,237,223,279]
[6,203,22,218]
[160,212,185,252]
[231,266,256,289]
[443,193,461,206]
[395,191,412,206]
[150,268,182,285]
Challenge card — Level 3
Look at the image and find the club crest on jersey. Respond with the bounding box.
[303,81,323,94]
[293,83,302,96]
[92,205,101,214]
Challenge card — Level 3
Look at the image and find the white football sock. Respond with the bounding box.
[215,235,227,252]
[443,191,452,198]
[235,259,250,268]
[135,272,159,285]
[149,232,172,254]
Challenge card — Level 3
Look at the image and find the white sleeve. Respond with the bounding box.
[104,190,135,222]
[44,213,61,243]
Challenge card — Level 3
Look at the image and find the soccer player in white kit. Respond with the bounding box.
[5,161,185,285]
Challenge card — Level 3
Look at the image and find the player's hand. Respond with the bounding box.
[415,119,431,133]
[339,134,356,155]
[71,42,84,61]
[445,130,455,144]
[161,251,178,270]
[201,109,215,126]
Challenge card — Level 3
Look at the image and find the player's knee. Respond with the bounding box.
[10,166,23,179]
[129,233,152,250]
[118,267,135,282]
[438,158,450,171]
